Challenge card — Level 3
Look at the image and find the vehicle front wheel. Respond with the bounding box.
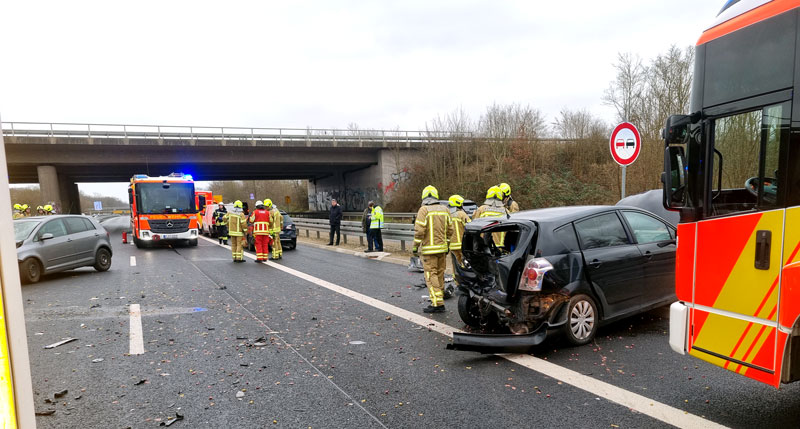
[20,258,42,284]
[562,294,598,346]
[93,248,112,272]
[188,238,198,247]
[290,238,297,250]
[457,294,482,328]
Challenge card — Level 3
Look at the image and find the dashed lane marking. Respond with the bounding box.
[130,256,136,267]
[199,235,726,429]
[129,304,144,355]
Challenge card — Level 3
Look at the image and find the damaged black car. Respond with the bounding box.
[449,206,676,353]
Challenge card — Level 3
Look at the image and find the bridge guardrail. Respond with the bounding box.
[293,218,414,251]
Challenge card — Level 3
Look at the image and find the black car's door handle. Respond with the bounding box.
[588,259,602,269]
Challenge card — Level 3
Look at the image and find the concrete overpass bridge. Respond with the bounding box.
[2,122,470,213]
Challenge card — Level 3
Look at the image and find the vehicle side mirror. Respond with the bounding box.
[663,115,691,144]
[198,195,206,211]
[662,146,687,210]
[128,188,134,205]
[39,233,54,241]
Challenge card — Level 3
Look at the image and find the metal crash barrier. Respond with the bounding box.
[292,218,414,251]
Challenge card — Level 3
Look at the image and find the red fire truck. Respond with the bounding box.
[128,173,199,248]
[664,0,800,387]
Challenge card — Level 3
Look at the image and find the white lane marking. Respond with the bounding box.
[199,236,725,429]
[129,304,144,355]
[130,256,137,267]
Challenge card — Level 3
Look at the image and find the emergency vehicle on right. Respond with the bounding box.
[663,0,800,388]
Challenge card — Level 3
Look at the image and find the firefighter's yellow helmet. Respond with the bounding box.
[421,185,439,200]
[486,186,503,200]
[43,204,53,212]
[448,195,464,207]
[21,204,29,210]
[233,200,243,208]
[36,205,43,211]
[264,199,273,208]
[498,182,511,197]
[13,203,21,210]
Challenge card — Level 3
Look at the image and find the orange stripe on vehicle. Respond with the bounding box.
[697,0,800,45]
[724,322,756,370]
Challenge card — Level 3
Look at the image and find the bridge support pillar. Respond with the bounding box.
[37,165,60,209]
[58,177,81,214]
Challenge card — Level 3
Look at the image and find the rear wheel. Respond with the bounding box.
[562,294,598,346]
[458,295,482,328]
[20,258,42,284]
[93,248,112,272]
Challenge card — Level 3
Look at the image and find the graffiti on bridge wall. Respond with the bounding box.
[379,168,411,195]
[308,187,381,212]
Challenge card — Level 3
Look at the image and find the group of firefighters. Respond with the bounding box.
[12,203,55,219]
[211,199,284,263]
[414,182,518,313]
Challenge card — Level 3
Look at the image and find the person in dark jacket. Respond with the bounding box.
[363,202,372,252]
[328,199,343,245]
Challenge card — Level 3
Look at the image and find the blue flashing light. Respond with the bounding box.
[184,174,193,181]
[134,174,148,179]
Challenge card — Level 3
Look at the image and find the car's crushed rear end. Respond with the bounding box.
[449,217,580,353]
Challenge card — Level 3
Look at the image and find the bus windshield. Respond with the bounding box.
[136,182,196,214]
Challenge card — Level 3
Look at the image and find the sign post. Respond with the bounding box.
[609,122,642,199]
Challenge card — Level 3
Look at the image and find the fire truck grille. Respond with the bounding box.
[148,219,191,233]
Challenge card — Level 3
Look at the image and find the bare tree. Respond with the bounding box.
[552,108,608,141]
[603,53,647,124]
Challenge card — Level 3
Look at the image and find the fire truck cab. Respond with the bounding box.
[128,173,199,248]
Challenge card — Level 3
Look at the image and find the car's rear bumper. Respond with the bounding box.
[447,323,551,353]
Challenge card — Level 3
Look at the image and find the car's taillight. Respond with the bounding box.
[518,257,553,292]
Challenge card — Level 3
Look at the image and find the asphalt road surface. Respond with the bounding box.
[21,216,800,428]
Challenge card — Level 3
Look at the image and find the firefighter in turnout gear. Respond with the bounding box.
[498,182,519,213]
[224,200,247,262]
[472,186,509,247]
[447,194,470,266]
[249,200,272,262]
[266,199,283,260]
[414,185,452,313]
[213,203,229,245]
[12,204,24,219]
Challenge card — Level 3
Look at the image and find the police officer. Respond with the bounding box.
[224,200,247,262]
[413,185,452,313]
[447,194,470,266]
[249,200,272,263]
[266,199,283,260]
[472,186,509,247]
[213,203,229,245]
[498,182,520,213]
[369,201,385,252]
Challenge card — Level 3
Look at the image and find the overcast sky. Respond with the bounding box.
[1,0,723,200]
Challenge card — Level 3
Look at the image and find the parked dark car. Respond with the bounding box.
[247,211,297,251]
[14,215,113,284]
[449,206,676,352]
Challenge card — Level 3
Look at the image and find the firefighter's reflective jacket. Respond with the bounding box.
[249,209,271,235]
[223,211,247,237]
[270,208,283,235]
[414,202,452,255]
[448,208,471,251]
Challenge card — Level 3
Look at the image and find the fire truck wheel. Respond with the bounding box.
[188,239,198,247]
[134,238,148,249]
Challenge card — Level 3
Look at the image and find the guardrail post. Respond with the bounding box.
[400,240,406,251]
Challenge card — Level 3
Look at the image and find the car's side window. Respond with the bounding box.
[554,224,580,252]
[621,211,673,244]
[574,213,630,250]
[39,219,68,238]
[64,217,89,234]
[82,218,97,231]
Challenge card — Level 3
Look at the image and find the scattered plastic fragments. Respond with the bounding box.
[54,389,68,398]
[349,341,366,345]
[44,338,77,349]
[160,413,184,426]
[92,358,104,363]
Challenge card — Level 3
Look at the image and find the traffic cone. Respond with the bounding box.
[122,231,128,244]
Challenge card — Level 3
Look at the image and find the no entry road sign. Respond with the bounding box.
[609,122,641,166]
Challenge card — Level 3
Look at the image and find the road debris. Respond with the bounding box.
[160,413,184,426]
[251,337,268,347]
[134,379,147,386]
[53,389,68,398]
[44,338,77,349]
[35,409,55,416]
[92,358,104,363]
[349,341,366,345]
[236,391,245,400]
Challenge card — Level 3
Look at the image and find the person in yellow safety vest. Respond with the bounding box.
[447,194,471,266]
[224,200,248,262]
[43,204,54,215]
[369,202,385,252]
[249,200,272,262]
[472,186,509,247]
[12,204,24,219]
[413,185,453,313]
[498,182,520,213]
[265,199,283,260]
